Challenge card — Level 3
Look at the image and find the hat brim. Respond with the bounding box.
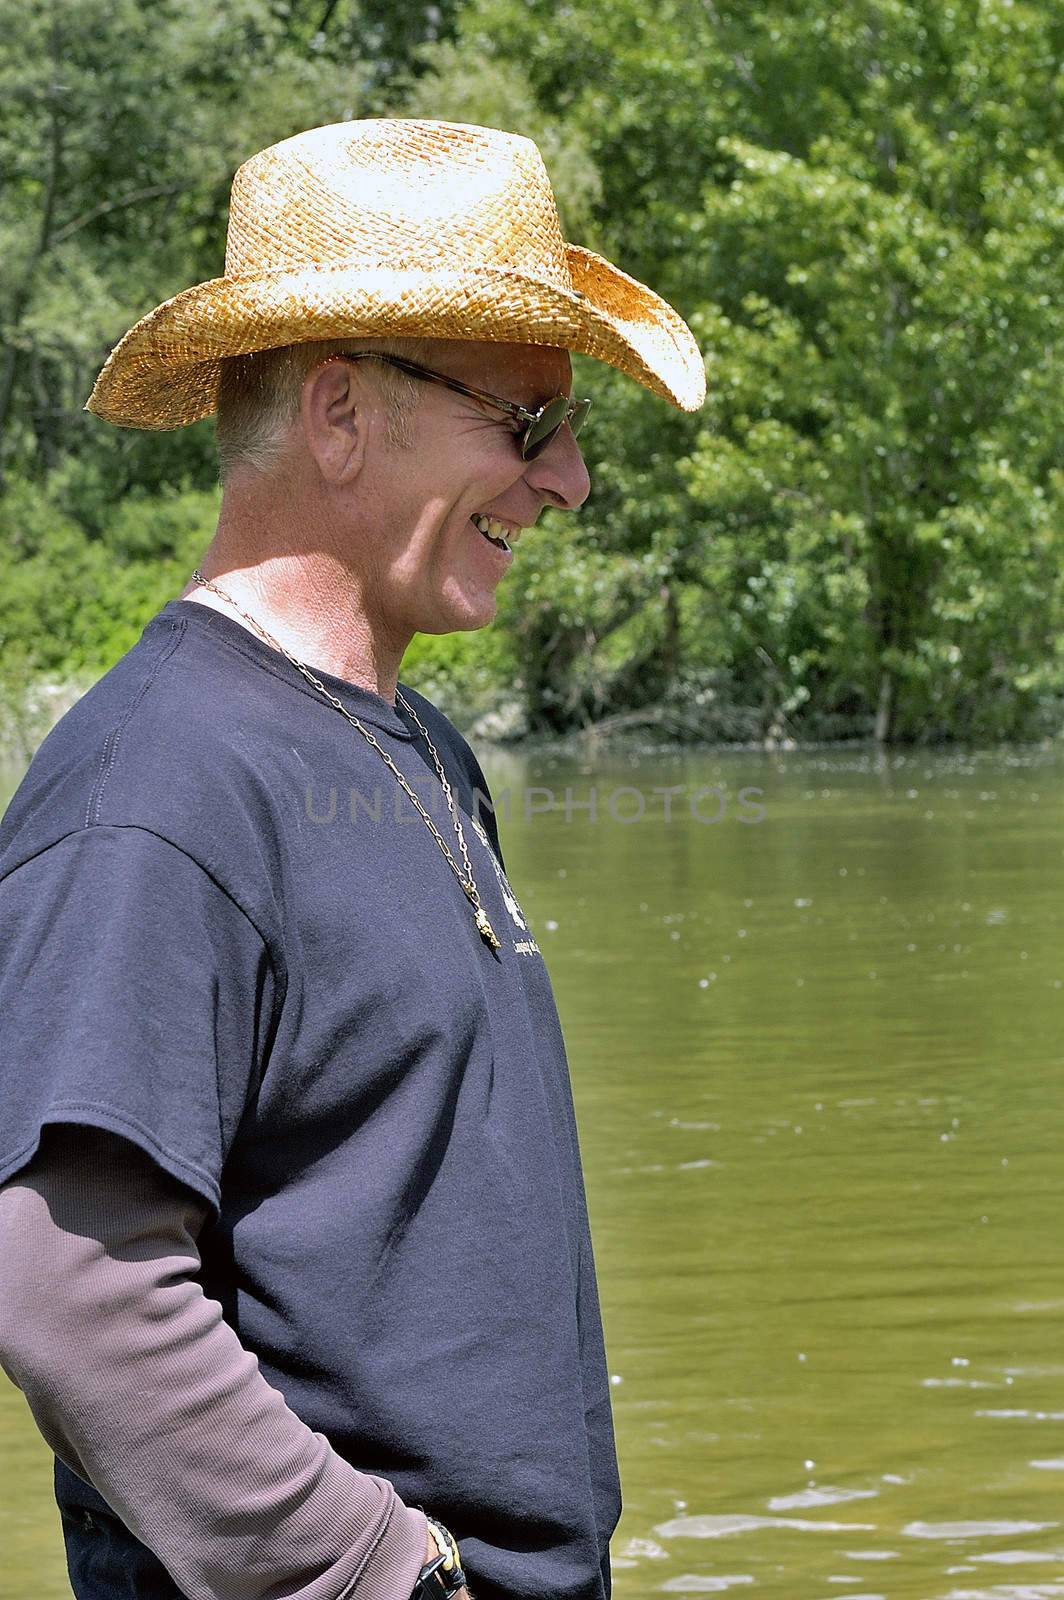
[85,246,706,429]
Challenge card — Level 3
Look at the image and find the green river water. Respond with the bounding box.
[2,742,1064,1600]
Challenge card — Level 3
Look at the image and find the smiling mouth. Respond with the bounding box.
[471,513,523,553]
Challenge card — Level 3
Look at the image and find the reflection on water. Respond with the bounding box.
[487,743,1064,1600]
[3,742,1064,1599]
[0,1376,68,1600]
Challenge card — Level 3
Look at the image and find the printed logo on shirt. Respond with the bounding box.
[470,815,540,956]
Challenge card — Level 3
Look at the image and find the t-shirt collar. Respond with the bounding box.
[161,599,415,740]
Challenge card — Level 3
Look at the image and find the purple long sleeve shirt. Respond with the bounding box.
[0,1124,429,1600]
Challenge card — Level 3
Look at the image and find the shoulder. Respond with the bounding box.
[396,682,491,800]
[397,683,477,768]
[0,609,284,901]
[397,683,505,866]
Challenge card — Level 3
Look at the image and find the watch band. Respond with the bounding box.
[411,1519,466,1599]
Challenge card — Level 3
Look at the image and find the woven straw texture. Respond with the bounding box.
[87,119,706,429]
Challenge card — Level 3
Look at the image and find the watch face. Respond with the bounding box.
[421,1520,465,1596]
[415,1551,466,1599]
[415,1566,460,1599]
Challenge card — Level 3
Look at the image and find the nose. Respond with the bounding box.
[523,422,591,511]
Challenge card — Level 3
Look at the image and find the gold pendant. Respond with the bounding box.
[462,880,500,949]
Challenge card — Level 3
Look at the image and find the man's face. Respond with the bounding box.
[355,339,591,638]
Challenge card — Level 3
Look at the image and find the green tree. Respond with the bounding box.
[0,0,383,501]
[414,0,1064,741]
[2,0,1061,745]
[0,0,487,725]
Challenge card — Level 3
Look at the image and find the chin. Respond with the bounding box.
[419,588,498,635]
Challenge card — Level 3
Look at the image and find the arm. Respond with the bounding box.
[0,1124,435,1600]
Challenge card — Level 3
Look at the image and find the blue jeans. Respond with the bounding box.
[55,1462,182,1599]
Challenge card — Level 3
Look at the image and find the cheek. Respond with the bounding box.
[462,454,528,513]
[404,449,525,549]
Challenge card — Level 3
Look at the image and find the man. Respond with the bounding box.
[0,119,704,1600]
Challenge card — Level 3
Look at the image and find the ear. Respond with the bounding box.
[300,358,370,486]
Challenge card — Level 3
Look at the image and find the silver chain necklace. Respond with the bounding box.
[189,571,501,950]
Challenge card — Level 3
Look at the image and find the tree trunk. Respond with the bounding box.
[0,14,65,479]
[874,672,893,743]
[659,581,680,694]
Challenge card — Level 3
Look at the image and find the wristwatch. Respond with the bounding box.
[411,1518,467,1598]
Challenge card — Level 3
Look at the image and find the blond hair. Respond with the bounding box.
[215,336,437,484]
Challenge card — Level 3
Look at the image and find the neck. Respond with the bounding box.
[184,499,410,704]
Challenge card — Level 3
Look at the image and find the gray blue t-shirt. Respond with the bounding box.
[0,599,620,1600]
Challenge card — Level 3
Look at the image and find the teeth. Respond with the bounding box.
[473,514,522,548]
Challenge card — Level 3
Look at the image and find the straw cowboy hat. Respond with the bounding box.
[86,119,706,430]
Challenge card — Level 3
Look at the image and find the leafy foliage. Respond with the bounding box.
[407,0,1064,740]
[1,0,1061,744]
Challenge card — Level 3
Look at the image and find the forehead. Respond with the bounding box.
[430,338,573,400]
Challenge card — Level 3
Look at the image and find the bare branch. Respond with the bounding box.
[697,0,760,94]
[51,182,184,247]
[317,0,343,34]
[0,7,66,466]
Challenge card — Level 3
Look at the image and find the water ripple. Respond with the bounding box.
[903,1522,1058,1541]
[977,1411,1064,1422]
[768,1486,879,1511]
[972,1553,1064,1566]
[941,1585,1064,1599]
[659,1579,754,1593]
[655,1513,877,1539]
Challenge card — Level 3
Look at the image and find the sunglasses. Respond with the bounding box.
[335,352,591,460]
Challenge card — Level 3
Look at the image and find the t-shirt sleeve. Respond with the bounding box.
[0,824,276,1210]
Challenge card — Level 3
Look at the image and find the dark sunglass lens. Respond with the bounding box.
[522,396,570,459]
[570,399,591,437]
[522,429,560,461]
